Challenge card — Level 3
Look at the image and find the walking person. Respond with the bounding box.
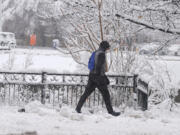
[76,41,120,116]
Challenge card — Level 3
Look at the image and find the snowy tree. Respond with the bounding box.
[56,0,180,106]
[46,0,141,71]
[59,0,180,49]
[115,0,180,52]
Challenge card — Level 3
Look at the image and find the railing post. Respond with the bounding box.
[133,74,138,109]
[133,75,138,93]
[137,79,148,111]
[41,72,47,104]
[143,81,148,111]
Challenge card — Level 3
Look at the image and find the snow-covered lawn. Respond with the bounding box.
[0,48,81,73]
[0,101,180,135]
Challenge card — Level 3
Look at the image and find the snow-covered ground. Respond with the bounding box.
[0,100,180,135]
[0,48,82,73]
[1,48,180,135]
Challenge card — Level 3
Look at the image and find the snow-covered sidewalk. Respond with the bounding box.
[0,101,180,135]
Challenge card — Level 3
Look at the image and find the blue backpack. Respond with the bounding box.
[88,51,96,71]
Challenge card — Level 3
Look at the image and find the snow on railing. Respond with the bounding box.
[0,71,147,110]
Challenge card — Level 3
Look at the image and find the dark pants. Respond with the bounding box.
[76,74,113,113]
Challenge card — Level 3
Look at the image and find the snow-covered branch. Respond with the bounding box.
[129,1,180,14]
[115,13,180,35]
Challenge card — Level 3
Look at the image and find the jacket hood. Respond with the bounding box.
[99,41,110,51]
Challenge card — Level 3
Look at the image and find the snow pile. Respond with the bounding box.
[25,100,57,116]
[60,106,84,121]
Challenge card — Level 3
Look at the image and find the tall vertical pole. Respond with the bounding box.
[0,0,2,31]
[98,0,103,41]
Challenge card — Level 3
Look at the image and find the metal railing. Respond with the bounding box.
[0,71,145,109]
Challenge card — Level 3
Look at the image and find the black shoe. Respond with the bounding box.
[75,108,81,113]
[109,111,120,116]
[18,108,25,113]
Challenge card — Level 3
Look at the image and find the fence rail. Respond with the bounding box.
[0,71,147,110]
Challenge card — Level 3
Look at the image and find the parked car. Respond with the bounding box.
[138,42,167,55]
[166,44,180,56]
[138,43,159,55]
[0,32,16,50]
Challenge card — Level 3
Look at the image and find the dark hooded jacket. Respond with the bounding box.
[90,41,110,76]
